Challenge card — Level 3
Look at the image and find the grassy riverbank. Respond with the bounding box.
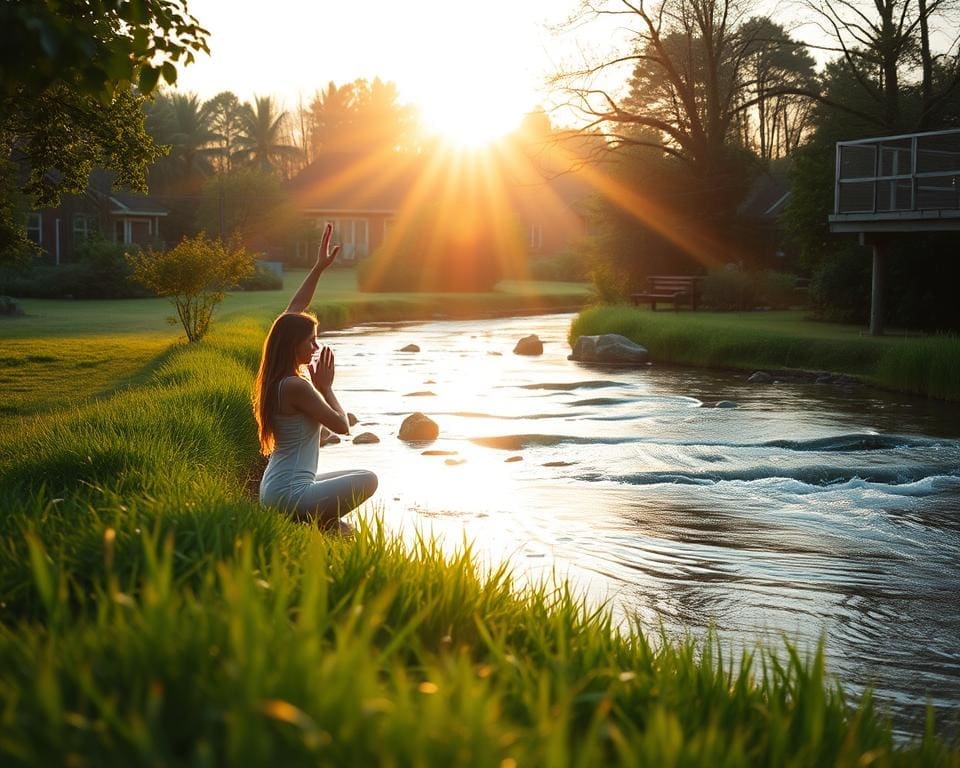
[571,305,960,401]
[1,287,957,763]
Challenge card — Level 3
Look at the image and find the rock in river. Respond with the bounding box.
[568,334,648,364]
[400,344,420,352]
[319,427,341,446]
[748,371,774,384]
[352,432,380,444]
[399,412,439,441]
[513,334,544,355]
[347,412,359,426]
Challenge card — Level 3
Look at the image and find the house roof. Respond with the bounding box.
[89,170,169,216]
[738,169,791,221]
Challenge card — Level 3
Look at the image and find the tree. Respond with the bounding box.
[128,233,254,342]
[234,96,302,175]
[146,92,220,195]
[0,1,208,265]
[308,82,360,156]
[806,0,960,130]
[205,91,245,174]
[197,168,297,250]
[306,79,420,158]
[739,18,818,159]
[553,1,806,269]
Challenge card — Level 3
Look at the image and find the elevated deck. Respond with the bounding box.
[829,129,960,233]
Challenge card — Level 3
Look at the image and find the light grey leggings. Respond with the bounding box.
[288,469,379,525]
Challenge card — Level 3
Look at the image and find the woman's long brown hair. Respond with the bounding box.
[253,312,316,456]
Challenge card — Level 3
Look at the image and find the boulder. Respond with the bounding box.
[513,334,544,355]
[398,412,439,441]
[352,432,380,444]
[748,371,774,384]
[568,334,648,364]
[400,344,420,352]
[319,427,341,446]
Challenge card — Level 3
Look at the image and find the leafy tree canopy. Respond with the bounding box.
[0,0,209,100]
[0,1,209,266]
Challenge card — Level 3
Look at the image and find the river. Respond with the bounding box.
[319,312,960,731]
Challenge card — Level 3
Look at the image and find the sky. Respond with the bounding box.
[175,0,612,142]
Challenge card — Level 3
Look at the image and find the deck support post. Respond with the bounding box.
[861,233,886,336]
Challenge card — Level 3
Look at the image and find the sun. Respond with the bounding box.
[419,93,524,148]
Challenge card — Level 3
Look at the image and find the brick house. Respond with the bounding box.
[25,169,168,263]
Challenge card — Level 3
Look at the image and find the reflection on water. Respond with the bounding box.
[321,313,960,730]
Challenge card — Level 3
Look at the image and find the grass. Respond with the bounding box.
[570,305,960,401]
[1,282,958,764]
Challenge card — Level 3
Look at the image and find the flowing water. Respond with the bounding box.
[320,313,960,730]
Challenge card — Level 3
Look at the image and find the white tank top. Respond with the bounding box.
[259,376,320,507]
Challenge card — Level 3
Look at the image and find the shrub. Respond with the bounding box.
[129,233,254,342]
[528,250,587,282]
[0,295,23,315]
[0,237,152,299]
[700,267,757,310]
[700,268,807,310]
[237,263,283,292]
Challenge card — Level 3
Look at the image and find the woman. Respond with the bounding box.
[253,222,378,531]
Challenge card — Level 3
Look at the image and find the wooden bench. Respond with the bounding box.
[631,275,702,311]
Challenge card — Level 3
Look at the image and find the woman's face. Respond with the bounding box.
[294,326,319,367]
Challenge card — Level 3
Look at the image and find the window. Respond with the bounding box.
[529,223,543,250]
[26,213,41,244]
[73,214,96,242]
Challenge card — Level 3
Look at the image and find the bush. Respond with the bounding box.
[528,250,587,282]
[700,268,807,310]
[0,295,23,315]
[129,233,255,342]
[237,264,283,292]
[0,237,152,299]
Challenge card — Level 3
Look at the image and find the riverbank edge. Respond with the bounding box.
[569,304,960,402]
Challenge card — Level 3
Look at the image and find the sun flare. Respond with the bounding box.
[419,96,523,148]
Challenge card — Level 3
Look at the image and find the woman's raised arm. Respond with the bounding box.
[285,222,341,314]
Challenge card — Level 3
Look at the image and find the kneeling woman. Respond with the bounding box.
[253,223,377,529]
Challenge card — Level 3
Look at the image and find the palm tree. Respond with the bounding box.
[234,95,302,174]
[146,92,219,194]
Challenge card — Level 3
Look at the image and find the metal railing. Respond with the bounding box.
[834,128,960,215]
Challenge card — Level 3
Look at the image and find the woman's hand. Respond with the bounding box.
[309,345,336,391]
[317,222,341,272]
[284,222,341,313]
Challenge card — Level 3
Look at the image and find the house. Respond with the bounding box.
[25,169,168,263]
[287,152,419,262]
[287,145,591,264]
[736,167,792,268]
